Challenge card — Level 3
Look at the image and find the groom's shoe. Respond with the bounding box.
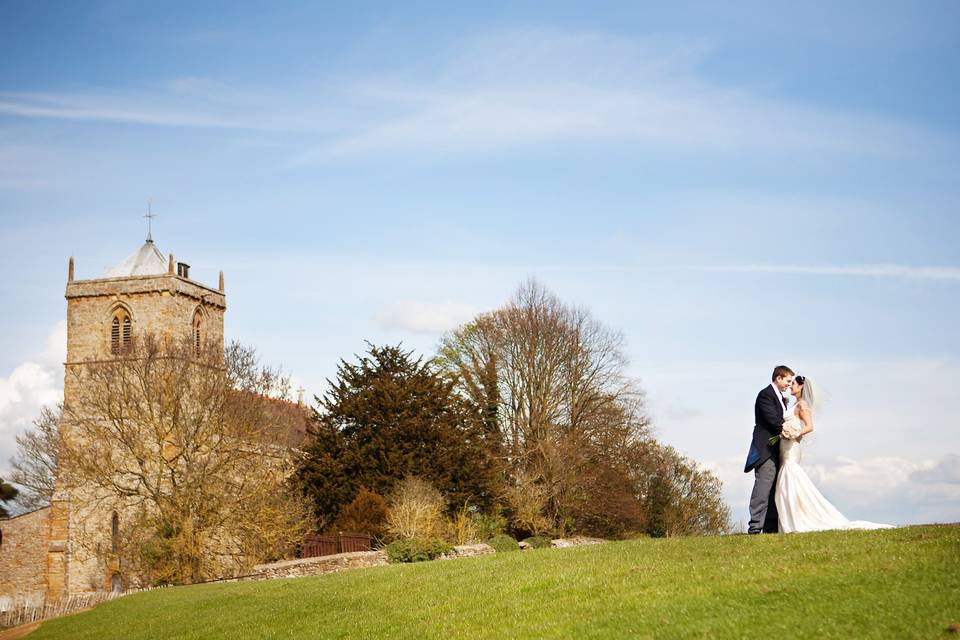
[747,529,763,535]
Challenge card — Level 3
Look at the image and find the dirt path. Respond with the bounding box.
[0,621,40,640]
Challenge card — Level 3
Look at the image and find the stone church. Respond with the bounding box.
[0,236,226,600]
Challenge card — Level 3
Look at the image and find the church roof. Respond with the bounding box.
[103,240,168,278]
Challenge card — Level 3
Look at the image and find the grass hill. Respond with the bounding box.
[26,525,960,639]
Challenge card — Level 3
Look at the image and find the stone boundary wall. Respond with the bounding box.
[441,543,495,559]
[250,551,389,581]
[246,543,502,581]
[550,536,607,548]
[0,507,51,599]
[243,539,604,582]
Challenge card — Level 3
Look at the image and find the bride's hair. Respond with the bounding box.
[795,375,825,414]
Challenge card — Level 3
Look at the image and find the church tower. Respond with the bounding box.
[49,237,226,597]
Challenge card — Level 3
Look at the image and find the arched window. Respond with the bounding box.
[193,309,203,356]
[110,309,132,354]
[111,511,119,553]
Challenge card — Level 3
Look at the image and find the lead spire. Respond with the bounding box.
[144,198,158,243]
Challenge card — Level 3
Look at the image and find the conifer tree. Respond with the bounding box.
[0,477,18,518]
[298,344,499,530]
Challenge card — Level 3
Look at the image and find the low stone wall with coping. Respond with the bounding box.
[250,551,389,581]
[244,538,605,582]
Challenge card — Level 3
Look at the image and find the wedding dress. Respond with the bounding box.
[775,407,893,533]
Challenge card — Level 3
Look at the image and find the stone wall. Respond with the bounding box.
[440,543,495,559]
[0,507,51,599]
[250,551,389,580]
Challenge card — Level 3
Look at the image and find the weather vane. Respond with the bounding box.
[144,198,158,242]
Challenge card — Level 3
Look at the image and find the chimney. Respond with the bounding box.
[68,256,74,283]
[219,270,224,292]
[177,262,190,279]
[168,254,174,274]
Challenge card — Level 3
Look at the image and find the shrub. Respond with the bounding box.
[450,503,479,545]
[521,536,552,549]
[386,476,446,541]
[384,538,452,563]
[335,488,388,541]
[487,534,520,553]
[471,509,507,541]
[503,471,553,537]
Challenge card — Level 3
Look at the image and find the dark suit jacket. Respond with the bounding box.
[744,385,786,472]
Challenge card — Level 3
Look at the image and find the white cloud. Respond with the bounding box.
[2,29,953,164]
[319,28,948,160]
[0,93,247,129]
[0,322,65,477]
[695,264,960,281]
[374,302,477,335]
[0,83,335,133]
[911,455,960,485]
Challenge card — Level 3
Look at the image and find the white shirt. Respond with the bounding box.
[770,382,787,413]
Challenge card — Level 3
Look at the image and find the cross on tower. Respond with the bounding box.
[144,199,158,242]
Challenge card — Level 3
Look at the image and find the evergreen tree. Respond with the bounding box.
[0,477,18,518]
[298,344,499,530]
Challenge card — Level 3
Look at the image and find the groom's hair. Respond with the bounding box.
[772,365,794,381]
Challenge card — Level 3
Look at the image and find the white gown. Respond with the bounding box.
[775,407,892,533]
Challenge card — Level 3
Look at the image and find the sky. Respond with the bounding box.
[1,0,958,527]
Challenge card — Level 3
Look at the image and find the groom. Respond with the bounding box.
[744,365,794,534]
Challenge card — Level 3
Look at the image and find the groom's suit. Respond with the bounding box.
[745,384,787,534]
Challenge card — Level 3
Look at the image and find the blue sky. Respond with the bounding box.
[1,1,958,526]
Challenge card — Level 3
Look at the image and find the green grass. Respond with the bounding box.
[30,526,960,640]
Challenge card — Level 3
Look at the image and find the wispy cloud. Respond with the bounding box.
[374,301,477,334]
[0,92,248,129]
[218,252,960,283]
[318,28,949,160]
[1,28,953,163]
[691,264,960,281]
[0,83,341,133]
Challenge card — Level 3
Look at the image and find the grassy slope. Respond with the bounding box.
[31,526,960,640]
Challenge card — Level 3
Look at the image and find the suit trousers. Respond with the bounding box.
[748,457,779,534]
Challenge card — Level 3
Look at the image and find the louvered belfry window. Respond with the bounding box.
[193,310,203,356]
[111,310,132,354]
[111,317,120,353]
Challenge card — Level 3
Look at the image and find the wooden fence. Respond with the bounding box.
[301,532,372,558]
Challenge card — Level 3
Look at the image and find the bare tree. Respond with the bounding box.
[9,404,61,510]
[59,335,310,585]
[438,279,652,534]
[438,279,729,537]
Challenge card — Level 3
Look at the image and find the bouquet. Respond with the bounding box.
[769,415,803,445]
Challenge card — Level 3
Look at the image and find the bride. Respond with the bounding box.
[775,375,893,533]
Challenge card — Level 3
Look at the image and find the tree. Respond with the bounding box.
[9,404,61,510]
[334,488,389,541]
[438,279,729,538]
[438,280,651,536]
[641,444,730,537]
[297,344,499,530]
[59,335,310,585]
[0,477,18,518]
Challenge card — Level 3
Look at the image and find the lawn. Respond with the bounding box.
[27,525,960,639]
